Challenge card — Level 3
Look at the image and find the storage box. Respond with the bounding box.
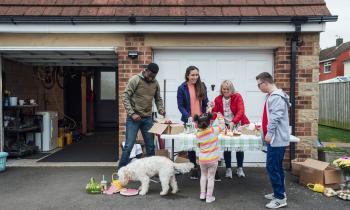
[291,158,307,176]
[155,149,170,158]
[175,156,190,163]
[148,119,184,135]
[299,158,343,189]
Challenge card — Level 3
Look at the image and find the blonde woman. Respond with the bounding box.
[211,80,250,180]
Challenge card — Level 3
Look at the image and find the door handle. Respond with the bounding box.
[211,84,215,91]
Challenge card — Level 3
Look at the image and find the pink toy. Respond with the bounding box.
[120,188,139,196]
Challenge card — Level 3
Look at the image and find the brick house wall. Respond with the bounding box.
[117,34,152,155]
[3,59,64,119]
[117,33,320,167]
[319,49,350,81]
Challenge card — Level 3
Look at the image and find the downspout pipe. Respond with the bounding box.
[290,17,306,169]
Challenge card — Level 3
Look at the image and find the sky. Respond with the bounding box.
[320,0,350,49]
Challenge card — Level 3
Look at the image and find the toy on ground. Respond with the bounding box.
[323,187,337,197]
[337,189,350,201]
[120,188,139,196]
[86,177,101,194]
[104,173,124,195]
[307,183,324,193]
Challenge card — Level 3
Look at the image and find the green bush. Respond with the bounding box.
[318,147,348,153]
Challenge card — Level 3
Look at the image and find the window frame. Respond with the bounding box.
[323,61,332,73]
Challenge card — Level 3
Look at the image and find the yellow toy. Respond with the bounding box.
[112,173,123,190]
[307,183,325,193]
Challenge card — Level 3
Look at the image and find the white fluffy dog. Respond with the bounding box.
[117,156,194,196]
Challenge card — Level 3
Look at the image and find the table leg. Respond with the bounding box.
[172,138,175,162]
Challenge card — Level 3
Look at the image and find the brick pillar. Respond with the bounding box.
[117,34,152,158]
[274,33,320,168]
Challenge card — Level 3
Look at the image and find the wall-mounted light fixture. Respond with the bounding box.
[128,50,139,59]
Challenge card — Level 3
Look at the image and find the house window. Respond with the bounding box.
[324,61,332,73]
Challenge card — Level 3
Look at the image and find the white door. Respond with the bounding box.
[154,49,273,163]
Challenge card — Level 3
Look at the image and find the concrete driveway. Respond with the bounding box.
[0,167,349,210]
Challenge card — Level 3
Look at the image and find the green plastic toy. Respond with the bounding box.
[86,177,102,194]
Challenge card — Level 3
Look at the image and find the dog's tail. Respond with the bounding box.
[173,162,194,174]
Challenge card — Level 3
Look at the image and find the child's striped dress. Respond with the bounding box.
[196,116,225,164]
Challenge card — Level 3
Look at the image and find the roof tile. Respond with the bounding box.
[151,7,170,16]
[205,7,223,16]
[24,6,46,16]
[186,6,206,16]
[311,5,331,16]
[6,6,27,16]
[0,6,9,15]
[222,7,241,16]
[43,7,64,16]
[294,6,315,16]
[114,7,134,16]
[92,0,110,5]
[136,7,153,16]
[229,0,247,5]
[169,7,186,16]
[246,0,265,4]
[79,7,99,16]
[61,7,81,16]
[97,7,115,16]
[275,6,295,16]
[240,6,259,16]
[258,7,278,16]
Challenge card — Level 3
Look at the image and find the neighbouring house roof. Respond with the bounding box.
[0,0,333,18]
[320,41,350,62]
[344,57,350,63]
[319,76,350,83]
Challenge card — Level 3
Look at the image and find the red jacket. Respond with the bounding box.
[212,93,250,125]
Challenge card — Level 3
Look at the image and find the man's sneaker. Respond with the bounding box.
[225,168,233,179]
[206,196,216,203]
[264,193,287,201]
[190,168,199,180]
[215,171,221,182]
[265,198,287,209]
[236,167,246,178]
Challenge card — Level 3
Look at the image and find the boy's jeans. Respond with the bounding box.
[266,144,286,199]
[118,116,154,168]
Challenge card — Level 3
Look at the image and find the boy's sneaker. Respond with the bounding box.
[265,198,287,209]
[225,168,233,179]
[236,167,246,178]
[190,168,199,180]
[206,196,216,203]
[200,193,206,201]
[264,193,287,201]
[215,171,221,182]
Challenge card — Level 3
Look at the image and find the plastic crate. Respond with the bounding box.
[0,152,8,172]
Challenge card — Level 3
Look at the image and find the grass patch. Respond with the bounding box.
[318,125,350,143]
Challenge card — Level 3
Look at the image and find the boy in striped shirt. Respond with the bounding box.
[194,112,225,203]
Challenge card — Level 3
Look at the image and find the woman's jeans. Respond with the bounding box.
[118,116,155,168]
[224,151,244,168]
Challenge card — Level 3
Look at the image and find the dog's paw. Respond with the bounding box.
[171,189,178,194]
[160,191,168,196]
[139,190,147,196]
[138,186,142,191]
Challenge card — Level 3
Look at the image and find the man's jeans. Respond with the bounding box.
[266,144,286,199]
[118,116,155,168]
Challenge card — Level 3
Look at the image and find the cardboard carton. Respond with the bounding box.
[148,118,184,135]
[299,158,343,189]
[291,158,307,176]
[155,149,170,158]
[175,156,190,163]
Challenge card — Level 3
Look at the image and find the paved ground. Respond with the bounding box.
[0,167,349,210]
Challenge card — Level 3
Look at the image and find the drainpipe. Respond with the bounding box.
[0,56,3,152]
[290,17,305,169]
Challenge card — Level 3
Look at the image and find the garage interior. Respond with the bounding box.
[1,48,119,162]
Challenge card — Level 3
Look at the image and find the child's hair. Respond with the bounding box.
[193,113,212,129]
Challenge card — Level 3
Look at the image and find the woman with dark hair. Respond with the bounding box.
[177,65,208,179]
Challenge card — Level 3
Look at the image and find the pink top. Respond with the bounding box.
[188,84,202,118]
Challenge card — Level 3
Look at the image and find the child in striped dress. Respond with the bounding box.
[194,112,225,203]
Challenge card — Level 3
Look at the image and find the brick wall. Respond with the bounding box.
[3,59,64,119]
[274,33,320,167]
[117,34,152,155]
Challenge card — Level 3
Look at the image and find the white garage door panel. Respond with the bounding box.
[154,49,273,163]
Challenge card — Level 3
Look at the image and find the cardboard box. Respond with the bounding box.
[175,156,190,163]
[155,149,170,158]
[299,158,343,189]
[291,158,307,176]
[148,119,184,135]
